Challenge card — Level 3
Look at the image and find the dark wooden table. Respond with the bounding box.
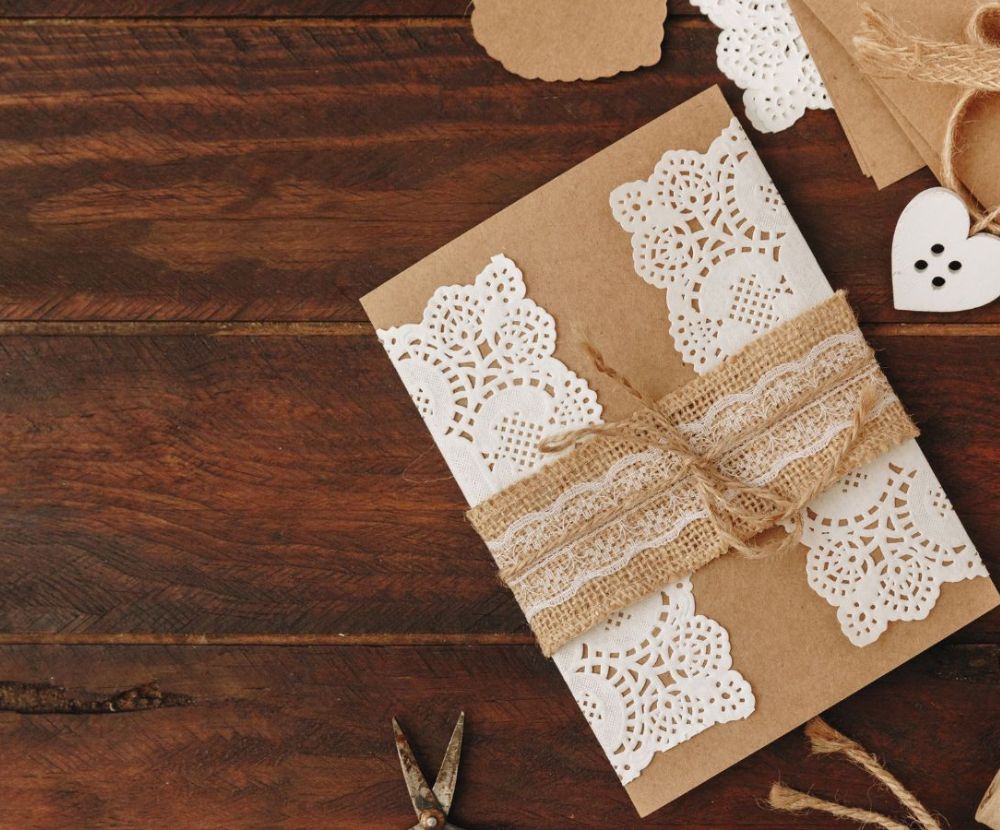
[0,3,996,828]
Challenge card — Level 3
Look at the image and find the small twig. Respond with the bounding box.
[0,680,193,714]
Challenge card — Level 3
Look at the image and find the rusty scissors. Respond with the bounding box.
[392,712,466,830]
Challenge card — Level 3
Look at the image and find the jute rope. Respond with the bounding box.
[515,340,880,576]
[853,3,1000,235]
[768,718,942,830]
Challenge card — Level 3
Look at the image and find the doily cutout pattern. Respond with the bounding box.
[377,254,601,506]
[802,441,988,646]
[611,119,988,648]
[377,254,755,784]
[553,580,755,785]
[692,0,832,132]
[610,117,830,374]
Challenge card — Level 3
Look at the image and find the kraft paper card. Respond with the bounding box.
[471,0,667,82]
[361,86,999,816]
[797,0,1000,206]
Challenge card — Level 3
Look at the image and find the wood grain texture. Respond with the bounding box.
[0,17,984,323]
[0,332,995,639]
[0,1,481,14]
[0,333,496,636]
[0,1,701,17]
[0,643,995,829]
[0,8,995,829]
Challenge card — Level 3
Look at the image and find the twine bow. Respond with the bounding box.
[854,3,1000,235]
[515,340,881,576]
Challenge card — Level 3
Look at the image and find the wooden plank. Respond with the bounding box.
[0,332,995,638]
[0,320,995,337]
[0,2,704,18]
[0,1,482,14]
[0,643,995,828]
[0,321,374,336]
[0,17,980,324]
[0,333,508,636]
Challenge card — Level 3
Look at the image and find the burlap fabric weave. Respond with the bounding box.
[467,293,918,656]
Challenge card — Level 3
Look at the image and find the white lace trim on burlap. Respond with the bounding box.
[488,330,898,621]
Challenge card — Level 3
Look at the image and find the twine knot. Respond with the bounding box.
[854,3,1000,234]
[530,339,881,570]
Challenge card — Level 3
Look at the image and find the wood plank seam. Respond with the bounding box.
[0,321,993,336]
[0,9,703,23]
[0,321,374,336]
[0,633,539,646]
[0,633,994,646]
[0,16,706,28]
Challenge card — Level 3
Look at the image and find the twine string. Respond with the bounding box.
[769,718,942,830]
[769,783,913,830]
[853,3,1000,235]
[498,341,881,583]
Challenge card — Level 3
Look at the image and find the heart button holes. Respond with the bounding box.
[924,246,954,288]
[891,187,1000,312]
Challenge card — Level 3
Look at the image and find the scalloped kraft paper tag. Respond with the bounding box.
[471,0,668,82]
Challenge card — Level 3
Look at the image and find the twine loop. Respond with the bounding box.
[854,3,1000,234]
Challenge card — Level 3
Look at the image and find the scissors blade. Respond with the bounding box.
[393,717,432,821]
[432,712,464,814]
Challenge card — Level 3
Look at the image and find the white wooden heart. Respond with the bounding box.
[892,187,1000,312]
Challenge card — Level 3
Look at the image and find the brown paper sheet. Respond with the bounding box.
[470,0,667,82]
[799,0,1000,207]
[787,0,924,188]
[361,86,1000,817]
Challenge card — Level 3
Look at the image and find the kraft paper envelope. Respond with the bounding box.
[361,86,999,816]
[799,0,1000,208]
[787,0,924,188]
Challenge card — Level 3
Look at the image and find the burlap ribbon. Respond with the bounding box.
[854,3,1000,234]
[467,293,918,656]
